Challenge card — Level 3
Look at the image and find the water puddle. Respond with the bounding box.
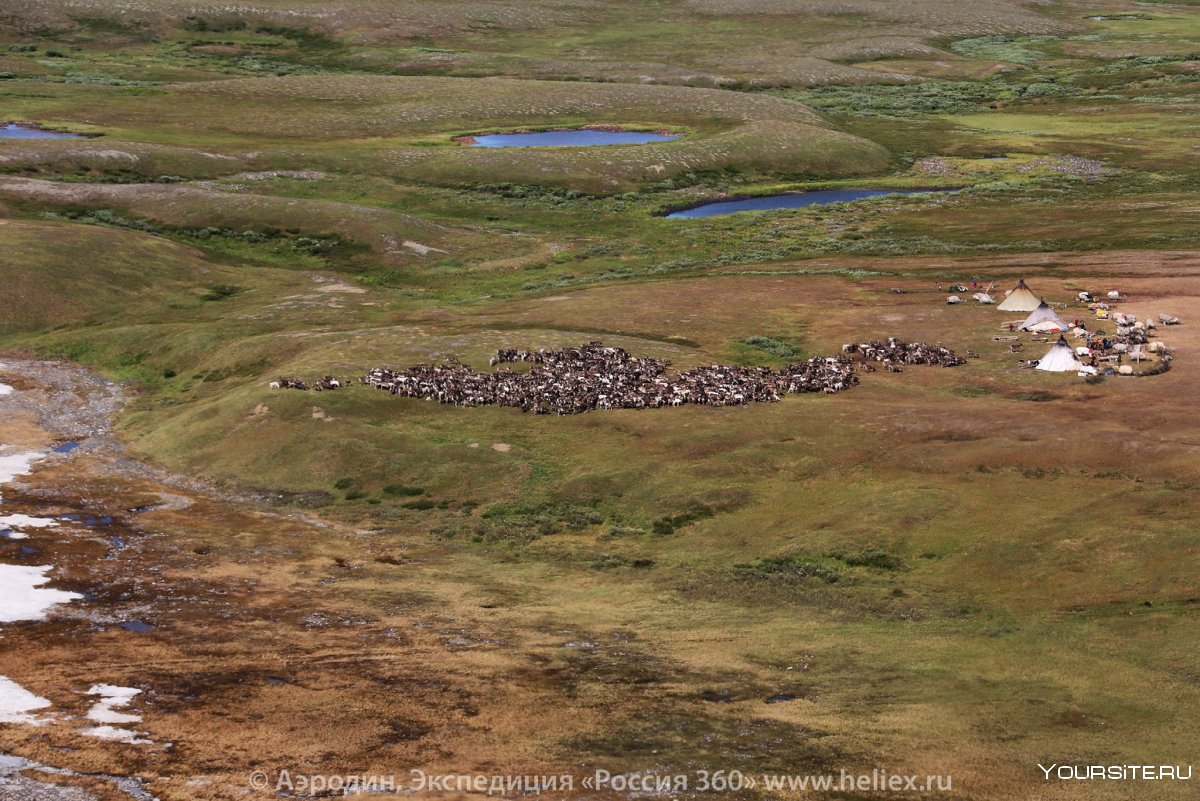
[58,512,114,528]
[468,129,678,147]
[0,752,160,800]
[118,620,154,633]
[52,440,83,454]
[665,188,948,219]
[104,534,127,560]
[0,122,82,139]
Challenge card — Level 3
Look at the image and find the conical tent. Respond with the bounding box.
[1036,336,1084,372]
[997,279,1042,312]
[1019,302,1069,332]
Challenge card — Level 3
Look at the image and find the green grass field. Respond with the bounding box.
[2,2,1199,799]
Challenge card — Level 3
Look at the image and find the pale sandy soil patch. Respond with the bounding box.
[315,282,366,294]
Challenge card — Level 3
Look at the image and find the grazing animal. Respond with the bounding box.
[849,337,966,368]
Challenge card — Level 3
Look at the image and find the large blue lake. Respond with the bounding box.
[471,129,678,147]
[0,123,81,139]
[667,188,942,219]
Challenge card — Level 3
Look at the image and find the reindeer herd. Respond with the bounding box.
[269,339,963,416]
[362,342,858,414]
[841,338,968,372]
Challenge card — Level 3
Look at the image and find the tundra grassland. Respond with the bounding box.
[1,2,1199,800]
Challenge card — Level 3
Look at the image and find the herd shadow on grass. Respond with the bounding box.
[669,544,965,623]
[735,546,907,585]
[434,488,756,547]
[525,634,851,778]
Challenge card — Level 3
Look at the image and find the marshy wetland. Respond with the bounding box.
[2,2,1200,800]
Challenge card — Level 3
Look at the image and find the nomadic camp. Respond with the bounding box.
[997,279,1042,312]
[1019,302,1070,333]
[1036,336,1084,372]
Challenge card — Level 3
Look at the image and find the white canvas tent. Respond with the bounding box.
[1036,336,1084,372]
[1019,302,1069,333]
[997,279,1042,312]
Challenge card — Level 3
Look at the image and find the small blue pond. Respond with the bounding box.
[52,440,82,454]
[471,129,677,148]
[119,620,155,633]
[666,188,943,219]
[0,123,81,139]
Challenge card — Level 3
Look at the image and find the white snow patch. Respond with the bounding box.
[0,675,52,726]
[0,450,44,484]
[81,725,152,745]
[0,383,13,396]
[0,450,46,503]
[86,685,142,724]
[0,513,60,531]
[82,685,151,745]
[0,564,82,623]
